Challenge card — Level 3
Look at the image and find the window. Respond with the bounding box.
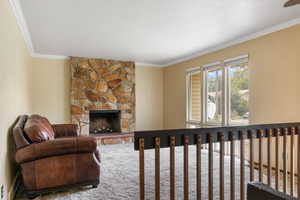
[205,67,223,124]
[187,55,249,126]
[226,57,249,124]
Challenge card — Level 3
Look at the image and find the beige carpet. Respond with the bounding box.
[16,143,260,200]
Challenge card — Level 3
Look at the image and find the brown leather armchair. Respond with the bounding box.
[13,115,100,199]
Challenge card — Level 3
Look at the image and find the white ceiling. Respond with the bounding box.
[16,0,300,66]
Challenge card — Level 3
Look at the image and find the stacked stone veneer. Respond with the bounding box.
[70,57,135,135]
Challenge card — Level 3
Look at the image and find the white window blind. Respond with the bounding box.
[186,67,202,123]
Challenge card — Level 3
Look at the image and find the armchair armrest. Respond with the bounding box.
[16,136,97,164]
[52,124,78,138]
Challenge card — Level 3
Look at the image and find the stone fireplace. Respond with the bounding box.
[70,57,135,136]
[89,110,121,134]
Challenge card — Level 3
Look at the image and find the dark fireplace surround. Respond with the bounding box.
[89,110,121,134]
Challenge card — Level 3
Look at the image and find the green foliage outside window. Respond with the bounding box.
[230,66,249,120]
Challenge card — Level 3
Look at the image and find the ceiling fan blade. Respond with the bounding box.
[284,0,300,7]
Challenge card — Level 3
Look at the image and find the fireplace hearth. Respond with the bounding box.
[89,110,121,134]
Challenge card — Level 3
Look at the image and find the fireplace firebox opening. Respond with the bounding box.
[89,110,121,134]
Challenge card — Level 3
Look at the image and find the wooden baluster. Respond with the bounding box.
[275,128,280,190]
[219,133,225,200]
[297,126,300,198]
[249,130,254,182]
[283,128,288,194]
[240,131,245,200]
[169,136,176,200]
[208,133,213,200]
[258,130,263,182]
[139,138,145,200]
[290,127,295,196]
[196,135,202,200]
[184,135,189,200]
[230,132,235,200]
[267,129,272,186]
[155,137,160,200]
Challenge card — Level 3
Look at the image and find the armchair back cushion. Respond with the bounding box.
[30,115,55,138]
[24,115,55,143]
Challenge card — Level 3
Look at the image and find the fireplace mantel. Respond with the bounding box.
[70,57,135,136]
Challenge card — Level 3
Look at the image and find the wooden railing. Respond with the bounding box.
[134,123,300,200]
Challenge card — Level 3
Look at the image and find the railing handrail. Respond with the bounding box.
[134,122,300,150]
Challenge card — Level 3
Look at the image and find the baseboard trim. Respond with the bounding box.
[8,171,20,200]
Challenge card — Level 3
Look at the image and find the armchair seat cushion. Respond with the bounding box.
[16,136,97,164]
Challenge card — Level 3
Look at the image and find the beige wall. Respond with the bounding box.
[164,24,300,128]
[164,65,187,128]
[136,66,164,130]
[30,58,70,123]
[0,0,33,197]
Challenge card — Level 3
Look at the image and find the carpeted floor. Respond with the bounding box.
[16,143,259,200]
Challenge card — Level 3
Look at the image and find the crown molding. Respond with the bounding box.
[162,17,300,67]
[9,0,34,55]
[31,53,69,60]
[9,0,300,67]
[135,62,164,67]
